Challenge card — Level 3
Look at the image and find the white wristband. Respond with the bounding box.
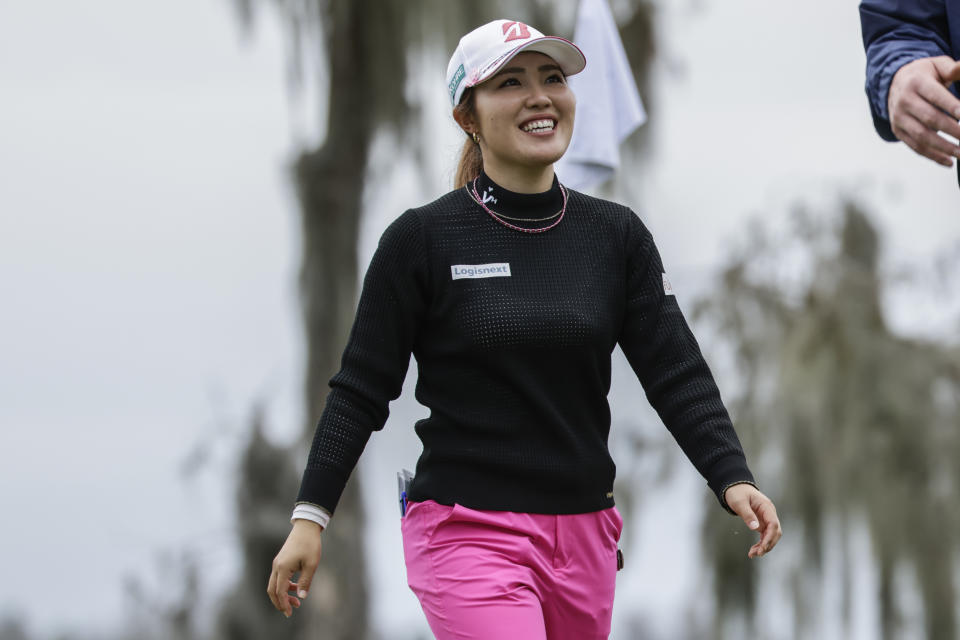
[291,503,331,530]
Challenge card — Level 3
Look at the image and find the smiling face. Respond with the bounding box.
[461,51,576,190]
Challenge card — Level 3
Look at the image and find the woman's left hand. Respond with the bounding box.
[723,484,782,559]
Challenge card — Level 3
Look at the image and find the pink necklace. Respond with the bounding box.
[469,176,568,234]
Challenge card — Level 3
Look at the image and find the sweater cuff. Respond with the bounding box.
[705,455,755,515]
[296,466,351,516]
[292,503,331,530]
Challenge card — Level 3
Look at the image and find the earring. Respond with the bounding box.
[471,131,480,144]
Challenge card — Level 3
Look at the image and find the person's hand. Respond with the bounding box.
[887,56,960,167]
[267,519,323,618]
[723,483,781,559]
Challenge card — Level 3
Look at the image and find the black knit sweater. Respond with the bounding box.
[296,171,754,516]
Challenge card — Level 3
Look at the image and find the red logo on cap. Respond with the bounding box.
[502,21,531,42]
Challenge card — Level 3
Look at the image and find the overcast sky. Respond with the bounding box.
[1,1,957,638]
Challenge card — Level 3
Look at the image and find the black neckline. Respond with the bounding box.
[471,170,563,221]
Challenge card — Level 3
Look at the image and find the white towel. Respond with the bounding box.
[555,0,647,191]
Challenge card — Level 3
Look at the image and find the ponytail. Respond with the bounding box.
[452,89,483,189]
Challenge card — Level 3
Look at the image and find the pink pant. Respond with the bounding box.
[401,500,623,640]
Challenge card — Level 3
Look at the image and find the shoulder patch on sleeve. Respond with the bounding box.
[662,273,674,296]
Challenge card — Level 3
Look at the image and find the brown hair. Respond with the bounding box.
[453,88,483,189]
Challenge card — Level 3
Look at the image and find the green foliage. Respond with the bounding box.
[696,200,960,639]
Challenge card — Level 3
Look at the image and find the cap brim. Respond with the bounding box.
[469,36,586,89]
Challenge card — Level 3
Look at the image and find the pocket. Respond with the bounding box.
[402,500,456,539]
[602,507,625,573]
[401,500,447,598]
[602,506,624,543]
[401,500,456,585]
[429,502,489,538]
[442,503,536,537]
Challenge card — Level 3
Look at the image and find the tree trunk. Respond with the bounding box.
[292,0,376,637]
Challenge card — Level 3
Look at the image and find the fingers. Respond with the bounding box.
[272,576,308,614]
[747,497,782,559]
[932,57,960,86]
[268,575,312,615]
[287,580,302,609]
[895,116,958,167]
[726,491,760,532]
[916,81,960,131]
[726,485,782,559]
[760,519,782,552]
[279,568,296,617]
[749,525,779,558]
[267,568,279,611]
[267,522,324,618]
[756,504,782,556]
[296,560,318,601]
[270,561,296,618]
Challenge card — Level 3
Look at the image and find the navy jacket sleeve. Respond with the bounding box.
[617,211,754,512]
[859,0,953,140]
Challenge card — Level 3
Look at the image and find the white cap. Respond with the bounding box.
[446,19,586,107]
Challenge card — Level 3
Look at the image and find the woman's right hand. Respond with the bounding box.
[267,519,324,617]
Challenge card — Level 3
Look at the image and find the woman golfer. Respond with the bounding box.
[268,18,782,639]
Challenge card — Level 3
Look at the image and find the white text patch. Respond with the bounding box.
[451,263,512,280]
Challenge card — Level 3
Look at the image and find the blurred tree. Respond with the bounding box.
[225,1,659,637]
[121,547,201,640]
[0,617,30,640]
[696,201,960,639]
[216,409,303,639]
